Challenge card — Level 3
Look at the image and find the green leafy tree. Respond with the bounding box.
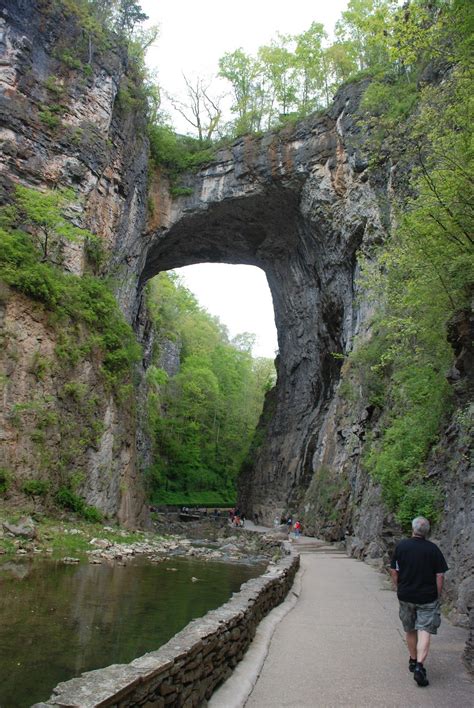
[258,34,298,120]
[218,48,266,134]
[7,186,93,264]
[322,42,358,92]
[113,0,148,37]
[293,22,328,111]
[388,0,474,75]
[335,0,395,73]
[145,272,276,505]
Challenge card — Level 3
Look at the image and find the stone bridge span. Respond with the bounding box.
[0,0,383,527]
[140,85,385,522]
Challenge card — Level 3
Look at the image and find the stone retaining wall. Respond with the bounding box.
[35,551,299,707]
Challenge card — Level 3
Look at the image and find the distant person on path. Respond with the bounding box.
[293,520,302,537]
[286,516,292,535]
[390,516,448,687]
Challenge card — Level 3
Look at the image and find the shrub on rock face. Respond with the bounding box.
[22,479,50,497]
[395,483,442,531]
[0,187,142,389]
[55,487,103,522]
[55,487,84,513]
[0,468,12,495]
[82,505,103,523]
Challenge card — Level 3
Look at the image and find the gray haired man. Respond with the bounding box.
[390,516,448,687]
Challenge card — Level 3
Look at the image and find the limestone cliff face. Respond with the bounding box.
[0,0,150,526]
[140,84,473,639]
[437,310,473,665]
[0,0,150,306]
[0,289,146,524]
[141,84,387,529]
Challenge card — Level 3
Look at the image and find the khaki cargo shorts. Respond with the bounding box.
[399,600,442,634]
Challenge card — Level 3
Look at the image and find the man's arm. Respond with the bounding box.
[436,573,444,599]
[390,568,398,589]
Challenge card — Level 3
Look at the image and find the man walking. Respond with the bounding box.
[390,516,448,687]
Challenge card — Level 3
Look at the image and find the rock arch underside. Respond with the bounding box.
[141,97,380,525]
[1,1,472,658]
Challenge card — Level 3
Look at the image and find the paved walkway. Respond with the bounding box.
[211,536,473,708]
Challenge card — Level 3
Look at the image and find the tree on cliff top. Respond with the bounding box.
[85,0,148,36]
[166,75,223,145]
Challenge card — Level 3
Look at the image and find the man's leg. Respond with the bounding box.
[416,630,431,663]
[413,630,431,687]
[406,630,417,660]
[399,602,417,671]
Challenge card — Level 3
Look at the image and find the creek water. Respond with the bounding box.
[0,555,265,707]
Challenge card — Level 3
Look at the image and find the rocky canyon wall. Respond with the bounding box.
[142,83,389,526]
[0,0,150,526]
[141,74,472,637]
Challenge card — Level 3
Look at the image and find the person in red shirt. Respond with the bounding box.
[390,516,448,687]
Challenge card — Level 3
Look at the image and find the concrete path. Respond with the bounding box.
[211,536,473,708]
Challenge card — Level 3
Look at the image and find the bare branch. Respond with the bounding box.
[168,74,223,144]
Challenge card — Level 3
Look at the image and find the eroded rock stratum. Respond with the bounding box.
[142,90,385,527]
[1,0,383,528]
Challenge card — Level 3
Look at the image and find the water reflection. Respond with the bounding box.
[0,556,264,707]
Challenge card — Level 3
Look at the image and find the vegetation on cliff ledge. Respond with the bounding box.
[0,186,141,519]
[0,186,141,388]
[340,0,474,527]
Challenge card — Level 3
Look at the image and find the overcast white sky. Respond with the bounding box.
[141,0,349,358]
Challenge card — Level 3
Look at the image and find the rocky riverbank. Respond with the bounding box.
[0,506,283,567]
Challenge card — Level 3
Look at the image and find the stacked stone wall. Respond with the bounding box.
[35,551,299,707]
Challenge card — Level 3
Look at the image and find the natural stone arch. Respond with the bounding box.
[139,84,384,523]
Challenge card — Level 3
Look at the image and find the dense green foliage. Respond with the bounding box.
[22,479,50,497]
[60,0,150,41]
[3,185,96,263]
[148,124,217,186]
[343,0,474,528]
[145,273,275,506]
[0,186,141,386]
[1,186,141,516]
[55,486,103,521]
[217,0,400,135]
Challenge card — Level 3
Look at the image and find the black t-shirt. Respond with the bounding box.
[390,537,449,604]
